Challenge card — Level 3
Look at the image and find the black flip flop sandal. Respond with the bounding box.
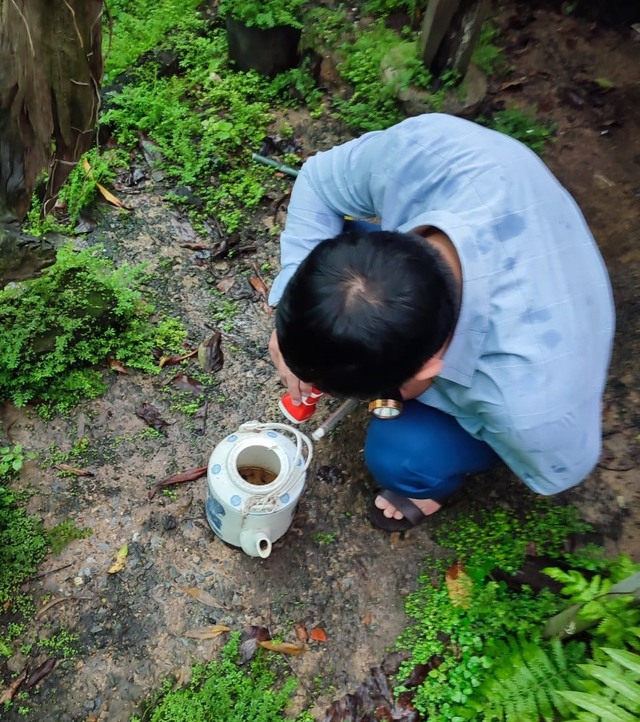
[368,489,431,532]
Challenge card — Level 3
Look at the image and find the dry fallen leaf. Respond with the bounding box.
[108,358,129,374]
[498,76,527,91]
[148,465,208,500]
[23,658,57,690]
[97,181,131,209]
[239,625,271,664]
[0,670,26,704]
[294,622,308,643]
[197,331,224,373]
[184,624,231,640]
[135,402,169,434]
[54,464,94,477]
[445,561,472,609]
[594,76,615,90]
[36,594,92,620]
[249,275,269,300]
[170,373,206,395]
[82,158,131,210]
[310,627,328,642]
[216,275,236,294]
[180,586,230,610]
[107,544,128,574]
[158,349,198,368]
[258,640,307,656]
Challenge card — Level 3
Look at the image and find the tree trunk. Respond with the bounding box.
[420,0,490,81]
[0,0,103,223]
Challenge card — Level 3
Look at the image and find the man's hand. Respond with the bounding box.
[268,329,313,405]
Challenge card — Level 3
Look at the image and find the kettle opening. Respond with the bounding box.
[235,446,282,487]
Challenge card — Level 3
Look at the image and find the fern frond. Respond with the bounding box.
[470,636,585,722]
[558,690,637,722]
[557,647,640,721]
[579,663,640,706]
[604,646,640,675]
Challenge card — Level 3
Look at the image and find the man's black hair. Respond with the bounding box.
[275,229,460,398]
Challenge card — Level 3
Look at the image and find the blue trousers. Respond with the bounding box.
[364,399,500,502]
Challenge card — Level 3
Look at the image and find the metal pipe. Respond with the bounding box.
[251,153,300,178]
[311,399,360,441]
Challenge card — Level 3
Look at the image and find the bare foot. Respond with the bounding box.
[374,494,442,520]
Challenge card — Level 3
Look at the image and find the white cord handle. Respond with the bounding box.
[238,421,313,515]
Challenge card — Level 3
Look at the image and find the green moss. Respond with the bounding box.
[0,447,48,605]
[479,107,557,156]
[218,0,305,30]
[47,518,93,555]
[133,633,306,722]
[335,23,431,131]
[471,21,506,75]
[104,0,203,81]
[0,244,186,416]
[24,148,128,237]
[433,500,588,576]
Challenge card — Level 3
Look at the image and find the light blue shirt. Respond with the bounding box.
[269,114,615,495]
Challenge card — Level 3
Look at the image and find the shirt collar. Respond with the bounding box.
[396,211,490,387]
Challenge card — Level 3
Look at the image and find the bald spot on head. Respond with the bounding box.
[341,272,384,311]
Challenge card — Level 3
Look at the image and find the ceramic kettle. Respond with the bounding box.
[205,421,313,558]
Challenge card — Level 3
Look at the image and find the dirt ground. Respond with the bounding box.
[1,2,639,721]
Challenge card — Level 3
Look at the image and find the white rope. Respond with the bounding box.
[237,422,313,516]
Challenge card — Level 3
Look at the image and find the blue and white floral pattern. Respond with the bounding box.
[210,497,225,517]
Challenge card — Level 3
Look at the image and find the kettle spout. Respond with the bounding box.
[239,530,272,558]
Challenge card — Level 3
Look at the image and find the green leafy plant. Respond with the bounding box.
[470,21,506,76]
[460,556,640,721]
[39,628,79,658]
[23,147,127,237]
[101,26,290,233]
[0,445,36,478]
[559,645,640,722]
[313,532,337,545]
[104,0,203,81]
[335,23,430,131]
[47,518,93,555]
[132,633,306,721]
[0,487,48,606]
[468,636,586,722]
[0,244,184,415]
[301,5,349,49]
[397,561,564,720]
[479,107,556,156]
[218,0,305,30]
[543,559,640,650]
[0,623,25,658]
[434,501,589,576]
[210,292,239,333]
[362,0,426,16]
[394,503,603,720]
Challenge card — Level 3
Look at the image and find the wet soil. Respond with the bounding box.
[1,2,639,721]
